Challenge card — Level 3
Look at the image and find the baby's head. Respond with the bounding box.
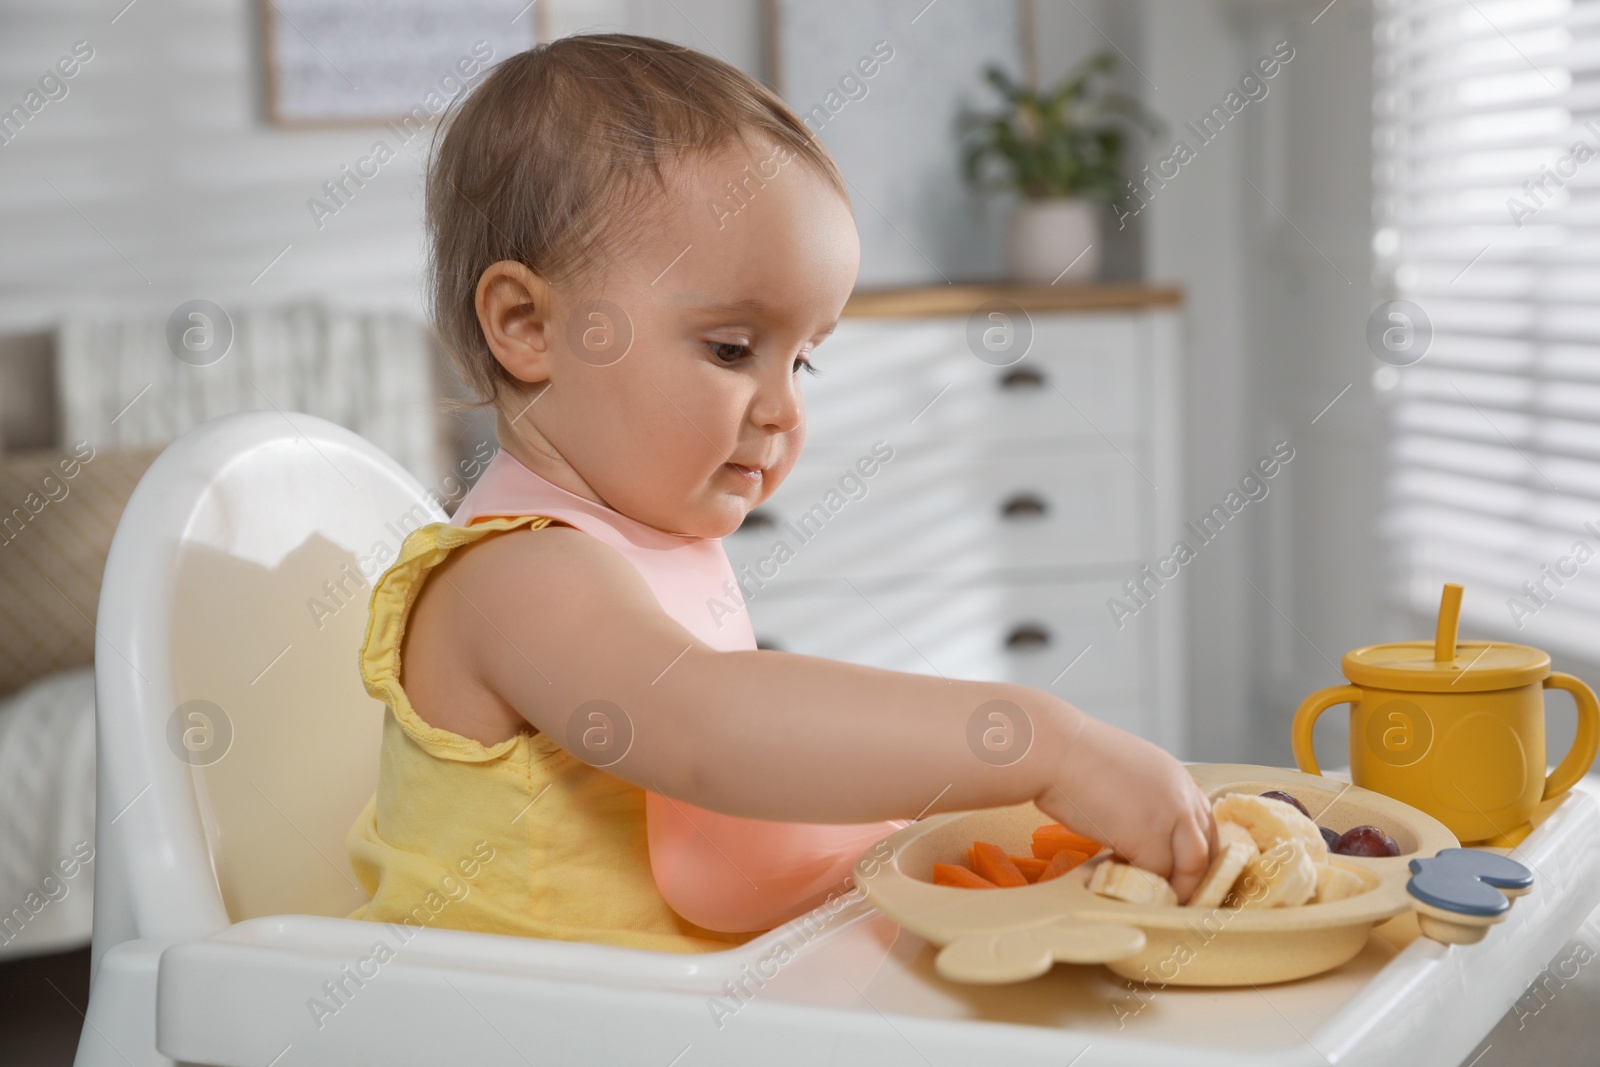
[428,33,859,538]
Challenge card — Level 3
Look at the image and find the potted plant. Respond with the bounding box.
[961,52,1162,284]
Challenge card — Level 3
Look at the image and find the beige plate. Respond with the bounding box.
[850,763,1516,986]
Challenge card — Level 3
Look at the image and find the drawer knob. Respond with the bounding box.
[1000,492,1049,520]
[1004,623,1051,651]
[998,366,1046,391]
[738,507,778,533]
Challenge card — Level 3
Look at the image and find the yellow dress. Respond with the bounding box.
[344,515,760,953]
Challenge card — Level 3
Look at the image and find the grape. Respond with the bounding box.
[1319,825,1340,851]
[1334,825,1399,858]
[1259,789,1310,818]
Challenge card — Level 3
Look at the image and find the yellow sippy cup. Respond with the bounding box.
[1292,583,1600,847]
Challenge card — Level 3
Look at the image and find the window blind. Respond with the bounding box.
[1374,0,1600,660]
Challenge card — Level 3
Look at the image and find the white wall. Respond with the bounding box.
[1,0,420,331]
[0,0,763,336]
[1238,0,1391,766]
[1136,0,1384,764]
[1137,1,1257,761]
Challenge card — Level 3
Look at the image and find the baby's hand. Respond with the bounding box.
[1035,712,1216,904]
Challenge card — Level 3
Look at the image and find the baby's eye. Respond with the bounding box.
[707,341,751,364]
[794,356,820,376]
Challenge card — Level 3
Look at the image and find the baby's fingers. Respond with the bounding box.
[1121,832,1174,899]
[1167,811,1214,905]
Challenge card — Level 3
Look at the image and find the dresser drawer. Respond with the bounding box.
[742,576,1145,736]
[727,445,1145,583]
[801,314,1145,452]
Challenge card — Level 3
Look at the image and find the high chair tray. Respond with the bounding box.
[149,771,1600,1067]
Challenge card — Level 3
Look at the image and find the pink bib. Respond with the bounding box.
[451,448,909,933]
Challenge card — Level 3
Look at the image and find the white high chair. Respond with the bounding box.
[78,411,1600,1067]
[74,409,904,1067]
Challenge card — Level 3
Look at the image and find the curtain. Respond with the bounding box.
[1374,0,1600,659]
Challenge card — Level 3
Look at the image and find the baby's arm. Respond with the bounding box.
[454,525,1216,905]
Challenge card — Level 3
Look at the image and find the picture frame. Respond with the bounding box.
[260,0,542,128]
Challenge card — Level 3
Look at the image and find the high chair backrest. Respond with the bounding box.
[93,411,448,951]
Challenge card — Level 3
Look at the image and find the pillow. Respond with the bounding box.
[0,445,162,699]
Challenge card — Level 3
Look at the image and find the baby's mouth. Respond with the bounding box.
[724,462,764,486]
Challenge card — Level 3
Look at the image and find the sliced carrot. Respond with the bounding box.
[1031,824,1105,861]
[933,862,999,889]
[1009,855,1049,882]
[1032,824,1104,859]
[927,828,1105,888]
[1036,848,1090,882]
[970,841,1030,887]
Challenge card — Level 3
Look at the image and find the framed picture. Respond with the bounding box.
[261,0,541,127]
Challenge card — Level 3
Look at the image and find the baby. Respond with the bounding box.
[345,33,1216,952]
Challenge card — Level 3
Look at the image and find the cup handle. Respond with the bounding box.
[1541,673,1600,801]
[1292,685,1363,776]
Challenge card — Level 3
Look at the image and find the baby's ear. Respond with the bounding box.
[475,260,554,384]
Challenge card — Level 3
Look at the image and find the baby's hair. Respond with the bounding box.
[427,32,847,414]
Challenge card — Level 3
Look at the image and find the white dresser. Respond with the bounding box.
[723,285,1187,754]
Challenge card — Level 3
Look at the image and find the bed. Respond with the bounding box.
[0,666,95,960]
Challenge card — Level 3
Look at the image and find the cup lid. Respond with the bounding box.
[1343,640,1550,692]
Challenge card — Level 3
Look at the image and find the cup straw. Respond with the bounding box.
[1435,583,1463,663]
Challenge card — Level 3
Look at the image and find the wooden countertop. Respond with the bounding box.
[842,283,1183,317]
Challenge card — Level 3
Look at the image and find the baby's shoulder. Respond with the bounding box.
[414,517,685,723]
[440,518,657,612]
[448,518,595,577]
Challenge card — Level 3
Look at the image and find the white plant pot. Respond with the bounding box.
[1007,198,1101,284]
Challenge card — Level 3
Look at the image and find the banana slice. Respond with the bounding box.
[1232,838,1317,908]
[1310,863,1367,904]
[1213,792,1329,863]
[1087,858,1179,906]
[1187,820,1259,909]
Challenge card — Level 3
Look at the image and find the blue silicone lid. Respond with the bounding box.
[1406,848,1534,917]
